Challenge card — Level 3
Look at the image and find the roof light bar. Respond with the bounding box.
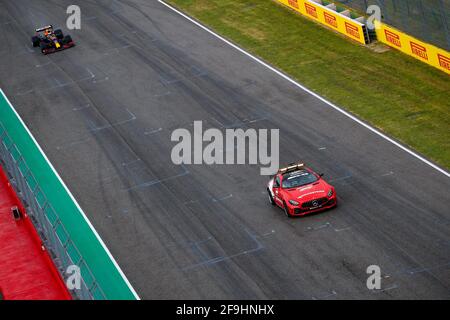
[278,162,304,174]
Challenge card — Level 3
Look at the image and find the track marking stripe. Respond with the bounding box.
[158,0,449,178]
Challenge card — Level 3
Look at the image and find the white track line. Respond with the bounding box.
[158,0,450,178]
[0,89,140,300]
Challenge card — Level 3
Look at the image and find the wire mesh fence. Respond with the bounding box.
[336,0,450,50]
[0,122,106,300]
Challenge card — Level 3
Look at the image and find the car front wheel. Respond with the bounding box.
[283,201,292,218]
[267,189,275,206]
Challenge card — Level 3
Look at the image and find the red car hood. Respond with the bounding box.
[285,180,331,202]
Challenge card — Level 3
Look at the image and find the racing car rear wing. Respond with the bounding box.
[35,25,53,32]
[278,163,305,174]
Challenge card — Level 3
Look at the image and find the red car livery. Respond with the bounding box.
[267,163,337,217]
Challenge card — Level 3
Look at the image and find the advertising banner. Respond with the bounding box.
[277,0,369,45]
[375,20,450,75]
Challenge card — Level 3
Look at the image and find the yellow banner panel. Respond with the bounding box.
[276,0,368,45]
[375,20,450,75]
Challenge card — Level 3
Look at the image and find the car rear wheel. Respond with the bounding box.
[31,36,40,47]
[267,189,275,206]
[54,29,64,40]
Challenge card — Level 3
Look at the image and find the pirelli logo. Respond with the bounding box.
[324,12,338,28]
[304,3,318,18]
[288,0,299,9]
[438,54,450,71]
[345,22,360,39]
[384,30,401,48]
[410,42,428,60]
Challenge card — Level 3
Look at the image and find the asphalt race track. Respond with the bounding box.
[1,0,449,299]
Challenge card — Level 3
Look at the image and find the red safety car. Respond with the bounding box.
[267,163,337,217]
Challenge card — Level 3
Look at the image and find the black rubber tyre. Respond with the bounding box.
[40,41,50,54]
[283,201,292,218]
[54,29,64,39]
[63,35,72,44]
[267,189,275,206]
[31,36,40,47]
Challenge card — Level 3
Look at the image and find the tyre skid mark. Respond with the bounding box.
[182,229,269,271]
[183,193,233,206]
[122,164,190,191]
[15,67,109,96]
[311,290,337,300]
[55,108,137,150]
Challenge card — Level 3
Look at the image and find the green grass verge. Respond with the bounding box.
[166,0,450,170]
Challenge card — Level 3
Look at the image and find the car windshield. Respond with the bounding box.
[281,170,318,188]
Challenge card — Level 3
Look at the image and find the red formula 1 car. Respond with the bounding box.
[31,25,75,55]
[267,163,337,217]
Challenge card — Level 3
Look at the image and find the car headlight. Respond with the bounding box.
[327,189,334,197]
[289,200,299,206]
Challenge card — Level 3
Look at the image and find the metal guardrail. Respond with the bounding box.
[0,122,106,300]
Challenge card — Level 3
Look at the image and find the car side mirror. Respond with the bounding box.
[319,173,324,177]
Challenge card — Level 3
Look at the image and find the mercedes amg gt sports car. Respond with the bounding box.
[31,25,75,55]
[267,163,337,217]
